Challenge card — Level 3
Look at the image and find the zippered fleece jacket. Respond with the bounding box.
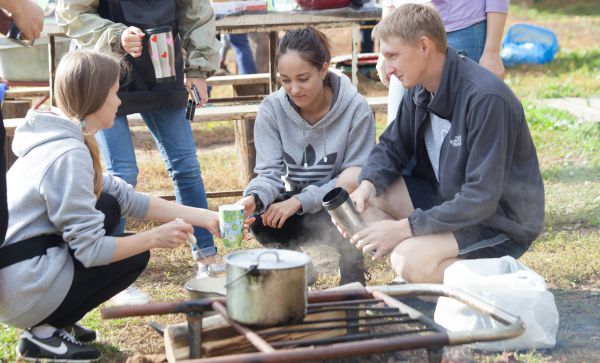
[0,110,150,329]
[244,72,376,215]
[359,48,544,245]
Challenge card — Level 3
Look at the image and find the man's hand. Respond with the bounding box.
[2,0,43,41]
[350,180,376,213]
[262,197,302,229]
[351,219,412,260]
[121,26,145,57]
[186,77,209,107]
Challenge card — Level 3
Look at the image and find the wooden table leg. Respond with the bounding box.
[48,35,56,107]
[351,22,359,87]
[2,99,31,169]
[269,31,278,93]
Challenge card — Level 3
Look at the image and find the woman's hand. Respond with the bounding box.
[199,210,221,238]
[121,26,145,57]
[262,197,302,229]
[185,78,209,108]
[479,50,506,79]
[238,195,256,219]
[150,219,194,249]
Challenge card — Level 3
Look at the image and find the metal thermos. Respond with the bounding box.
[322,187,366,236]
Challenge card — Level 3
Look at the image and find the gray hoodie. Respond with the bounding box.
[0,110,150,329]
[244,72,375,214]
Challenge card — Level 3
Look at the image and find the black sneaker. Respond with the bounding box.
[65,323,97,343]
[17,329,101,362]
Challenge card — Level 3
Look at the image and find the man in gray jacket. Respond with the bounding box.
[340,4,544,284]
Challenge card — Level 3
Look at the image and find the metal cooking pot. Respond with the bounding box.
[224,248,311,326]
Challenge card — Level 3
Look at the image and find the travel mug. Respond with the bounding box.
[6,22,34,47]
[146,26,176,83]
[322,187,367,236]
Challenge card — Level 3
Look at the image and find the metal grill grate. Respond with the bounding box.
[101,284,525,363]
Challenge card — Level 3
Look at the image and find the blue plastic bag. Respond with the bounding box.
[501,24,559,67]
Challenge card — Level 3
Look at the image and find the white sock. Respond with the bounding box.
[31,324,57,339]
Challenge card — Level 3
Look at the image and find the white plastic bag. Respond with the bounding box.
[434,256,559,351]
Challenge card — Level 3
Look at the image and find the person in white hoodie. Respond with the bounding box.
[237,27,376,286]
[0,50,222,362]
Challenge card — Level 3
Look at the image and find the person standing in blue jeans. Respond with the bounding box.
[56,0,222,296]
[221,34,258,75]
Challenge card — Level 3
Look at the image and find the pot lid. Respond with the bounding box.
[224,248,311,270]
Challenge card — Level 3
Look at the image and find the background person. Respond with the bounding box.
[56,0,222,296]
[340,4,544,284]
[237,27,376,286]
[374,0,509,124]
[0,50,221,362]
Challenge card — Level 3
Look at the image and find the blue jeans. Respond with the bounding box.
[95,108,217,259]
[221,34,257,75]
[447,20,487,63]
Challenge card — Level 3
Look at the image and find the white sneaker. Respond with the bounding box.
[196,263,226,279]
[110,285,151,305]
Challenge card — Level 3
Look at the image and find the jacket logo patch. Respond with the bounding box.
[450,136,462,147]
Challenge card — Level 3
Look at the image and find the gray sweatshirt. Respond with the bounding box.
[244,72,375,214]
[0,110,150,329]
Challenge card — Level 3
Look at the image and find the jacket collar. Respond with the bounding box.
[413,48,461,121]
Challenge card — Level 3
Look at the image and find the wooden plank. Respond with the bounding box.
[164,309,356,361]
[2,74,271,101]
[2,97,387,132]
[5,87,50,99]
[159,190,243,200]
[207,73,270,86]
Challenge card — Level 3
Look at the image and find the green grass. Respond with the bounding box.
[506,49,600,98]
[510,0,600,19]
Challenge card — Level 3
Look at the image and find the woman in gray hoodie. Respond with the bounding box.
[238,27,376,286]
[0,50,221,362]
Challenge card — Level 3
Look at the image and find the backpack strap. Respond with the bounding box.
[0,235,63,269]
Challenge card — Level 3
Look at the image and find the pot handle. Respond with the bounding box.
[224,251,281,288]
[255,250,280,265]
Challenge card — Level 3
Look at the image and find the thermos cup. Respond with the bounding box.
[322,187,366,236]
[146,26,176,83]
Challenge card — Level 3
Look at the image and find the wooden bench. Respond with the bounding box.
[3,96,387,199]
[3,73,273,100]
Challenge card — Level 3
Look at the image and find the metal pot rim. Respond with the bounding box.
[185,276,226,295]
[224,248,311,270]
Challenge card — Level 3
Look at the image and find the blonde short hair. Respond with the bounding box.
[373,3,447,53]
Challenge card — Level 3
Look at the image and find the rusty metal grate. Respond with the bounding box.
[101,284,524,363]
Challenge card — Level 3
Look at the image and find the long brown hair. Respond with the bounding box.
[276,26,331,73]
[54,50,121,197]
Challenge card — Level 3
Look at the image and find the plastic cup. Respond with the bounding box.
[219,204,244,248]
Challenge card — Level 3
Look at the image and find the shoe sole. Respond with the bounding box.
[18,350,100,363]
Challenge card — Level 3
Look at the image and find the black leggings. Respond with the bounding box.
[250,192,363,268]
[38,193,150,328]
